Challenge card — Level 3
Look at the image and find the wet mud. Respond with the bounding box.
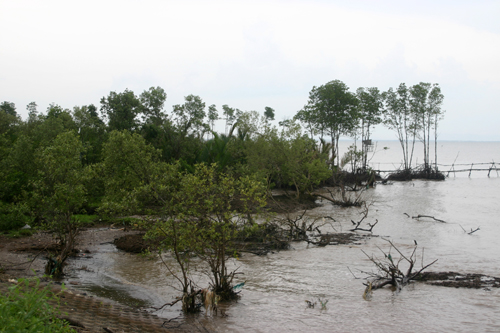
[417,271,500,289]
[114,233,149,253]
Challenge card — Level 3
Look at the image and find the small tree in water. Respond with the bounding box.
[137,163,267,312]
[29,131,88,276]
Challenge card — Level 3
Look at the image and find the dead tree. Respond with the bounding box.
[350,202,378,232]
[362,238,437,292]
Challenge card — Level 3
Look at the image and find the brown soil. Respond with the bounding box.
[0,227,142,280]
[114,233,149,253]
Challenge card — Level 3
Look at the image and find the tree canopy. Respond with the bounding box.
[1,80,445,287]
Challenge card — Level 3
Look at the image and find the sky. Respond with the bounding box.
[1,0,499,141]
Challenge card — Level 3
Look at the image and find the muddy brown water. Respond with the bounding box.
[65,177,500,332]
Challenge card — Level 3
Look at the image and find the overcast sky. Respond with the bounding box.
[1,0,499,141]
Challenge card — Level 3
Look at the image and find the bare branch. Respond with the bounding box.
[349,202,378,232]
[412,215,446,223]
[468,227,480,235]
[361,240,437,292]
[347,266,362,279]
[460,224,480,235]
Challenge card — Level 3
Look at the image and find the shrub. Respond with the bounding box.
[0,202,31,232]
[0,278,75,332]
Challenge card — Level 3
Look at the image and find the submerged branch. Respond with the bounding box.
[412,215,446,223]
[459,224,480,235]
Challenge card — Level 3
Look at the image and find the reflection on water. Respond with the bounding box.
[67,177,500,332]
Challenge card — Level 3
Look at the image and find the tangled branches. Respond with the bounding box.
[362,238,437,292]
[350,202,378,232]
[274,210,337,241]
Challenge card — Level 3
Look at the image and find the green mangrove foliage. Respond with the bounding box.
[295,80,445,174]
[28,131,88,276]
[98,130,162,216]
[244,121,331,197]
[130,163,267,311]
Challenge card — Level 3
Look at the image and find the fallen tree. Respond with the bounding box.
[361,238,437,293]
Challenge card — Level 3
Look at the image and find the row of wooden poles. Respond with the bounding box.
[370,161,499,178]
[443,161,499,178]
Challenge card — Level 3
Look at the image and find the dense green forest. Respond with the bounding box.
[0,80,445,228]
[0,80,444,310]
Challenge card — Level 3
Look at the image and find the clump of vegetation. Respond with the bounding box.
[132,163,267,312]
[7,228,35,239]
[27,131,88,277]
[0,202,31,232]
[73,214,99,226]
[0,278,76,332]
[387,165,445,181]
[236,219,290,255]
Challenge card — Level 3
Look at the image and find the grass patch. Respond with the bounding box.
[111,217,142,228]
[7,228,35,238]
[0,278,76,332]
[73,214,98,226]
[0,202,32,232]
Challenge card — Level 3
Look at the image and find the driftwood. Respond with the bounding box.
[459,225,480,235]
[351,219,378,233]
[411,215,446,223]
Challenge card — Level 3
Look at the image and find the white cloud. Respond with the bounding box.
[1,0,499,140]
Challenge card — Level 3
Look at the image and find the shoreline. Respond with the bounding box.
[0,227,212,332]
